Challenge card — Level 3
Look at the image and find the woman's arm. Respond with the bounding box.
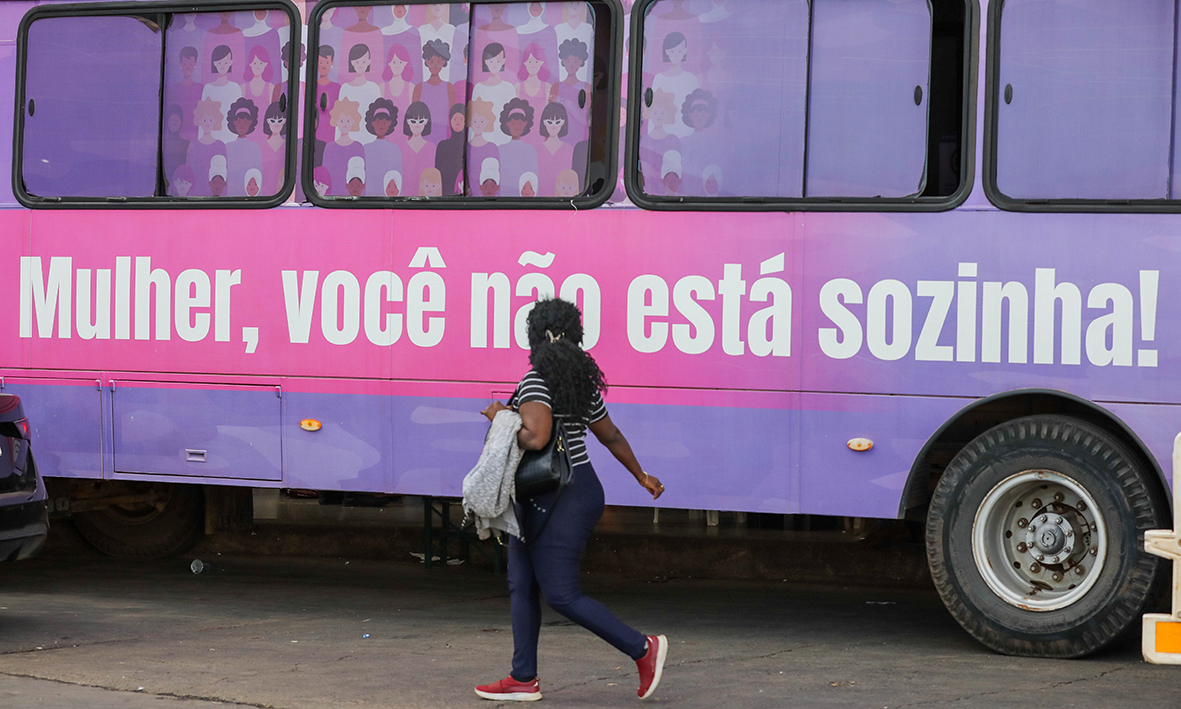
[589,414,664,499]
[480,400,552,450]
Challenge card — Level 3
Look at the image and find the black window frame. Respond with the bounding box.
[303,0,623,210]
[623,0,978,213]
[983,0,1181,213]
[12,0,302,210]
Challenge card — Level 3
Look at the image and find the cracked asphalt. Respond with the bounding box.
[1,546,1178,708]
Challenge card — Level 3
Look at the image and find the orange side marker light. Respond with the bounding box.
[300,419,322,432]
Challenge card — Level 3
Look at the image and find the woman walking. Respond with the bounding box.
[477,298,668,702]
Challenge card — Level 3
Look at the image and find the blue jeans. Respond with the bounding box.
[508,462,648,680]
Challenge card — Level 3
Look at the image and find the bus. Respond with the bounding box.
[2,0,1174,659]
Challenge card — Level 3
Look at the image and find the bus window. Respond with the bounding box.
[15,5,300,208]
[468,2,595,198]
[21,15,162,199]
[629,0,966,210]
[993,0,1174,202]
[305,2,621,207]
[163,11,294,199]
[636,0,809,199]
[807,0,931,198]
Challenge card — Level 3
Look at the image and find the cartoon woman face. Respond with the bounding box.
[489,3,507,18]
[422,176,441,196]
[314,180,329,196]
[386,178,400,196]
[347,177,365,196]
[542,115,564,138]
[524,54,544,77]
[393,4,408,19]
[318,54,334,78]
[351,50,371,76]
[249,55,268,79]
[428,3,447,19]
[450,111,466,133]
[168,112,182,134]
[480,178,499,196]
[507,114,528,139]
[337,113,356,133]
[529,2,544,18]
[704,173,719,196]
[470,113,489,135]
[689,105,710,131]
[521,180,536,197]
[233,113,253,138]
[199,110,218,133]
[556,178,579,197]
[666,41,687,65]
[406,115,428,136]
[562,53,583,77]
[210,175,227,197]
[648,103,669,126]
[372,114,393,138]
[426,52,447,75]
[247,176,260,197]
[180,54,196,78]
[486,51,506,74]
[388,54,408,79]
[267,115,286,136]
[662,171,681,194]
[214,51,232,76]
[174,177,192,197]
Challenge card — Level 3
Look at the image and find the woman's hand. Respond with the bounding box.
[640,472,665,500]
[481,401,509,422]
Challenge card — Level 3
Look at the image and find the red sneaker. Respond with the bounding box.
[636,634,668,699]
[474,676,542,702]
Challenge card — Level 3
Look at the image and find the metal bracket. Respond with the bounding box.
[275,386,282,399]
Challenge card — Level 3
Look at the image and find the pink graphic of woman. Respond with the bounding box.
[400,101,437,193]
[171,164,196,198]
[225,98,263,197]
[187,98,228,197]
[471,43,518,147]
[315,46,341,145]
[418,4,457,82]
[480,157,501,196]
[466,99,500,195]
[170,45,203,142]
[260,101,287,195]
[498,99,539,196]
[339,44,382,145]
[205,12,246,83]
[475,4,520,77]
[342,5,384,93]
[550,39,590,142]
[323,98,365,195]
[554,168,580,197]
[382,44,415,124]
[419,166,443,197]
[363,98,403,196]
[241,46,276,120]
[383,170,403,197]
[382,5,421,84]
[312,167,332,197]
[517,43,553,147]
[413,39,456,144]
[537,102,574,197]
[202,45,244,142]
[555,2,594,82]
[651,31,698,138]
[638,88,679,194]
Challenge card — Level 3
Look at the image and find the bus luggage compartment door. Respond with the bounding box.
[112,382,281,481]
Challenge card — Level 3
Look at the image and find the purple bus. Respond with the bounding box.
[1,0,1175,658]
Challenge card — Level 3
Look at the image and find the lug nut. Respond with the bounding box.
[1018,518,1029,528]
[1030,562,1042,573]
[1074,565,1085,575]
[1016,542,1028,553]
[1040,515,1049,524]
[1032,498,1043,509]
[1065,528,1073,537]
[1036,553,1045,561]
[1052,572,1063,582]
[1077,501,1086,512]
[1054,516,1063,524]
[1090,547,1098,556]
[1054,492,1064,502]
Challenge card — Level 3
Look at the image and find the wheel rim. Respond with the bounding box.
[971,470,1108,611]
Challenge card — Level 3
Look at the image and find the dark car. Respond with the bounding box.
[0,394,48,561]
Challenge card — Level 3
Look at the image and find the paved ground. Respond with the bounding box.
[1,544,1179,709]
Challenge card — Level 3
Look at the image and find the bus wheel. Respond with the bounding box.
[72,482,204,559]
[926,414,1167,657]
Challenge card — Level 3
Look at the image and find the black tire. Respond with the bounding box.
[926,414,1168,657]
[72,482,205,559]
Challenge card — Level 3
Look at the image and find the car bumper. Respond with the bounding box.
[0,498,49,562]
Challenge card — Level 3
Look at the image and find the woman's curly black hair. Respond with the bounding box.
[526,298,606,419]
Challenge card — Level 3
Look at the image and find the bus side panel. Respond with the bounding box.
[798,393,967,519]
[1,377,102,479]
[282,387,393,493]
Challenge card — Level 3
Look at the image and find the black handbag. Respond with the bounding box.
[515,414,573,499]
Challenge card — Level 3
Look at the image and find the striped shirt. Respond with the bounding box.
[513,370,607,466]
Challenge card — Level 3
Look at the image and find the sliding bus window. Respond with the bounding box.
[14,4,301,208]
[988,0,1180,208]
[304,1,621,208]
[625,0,972,211]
